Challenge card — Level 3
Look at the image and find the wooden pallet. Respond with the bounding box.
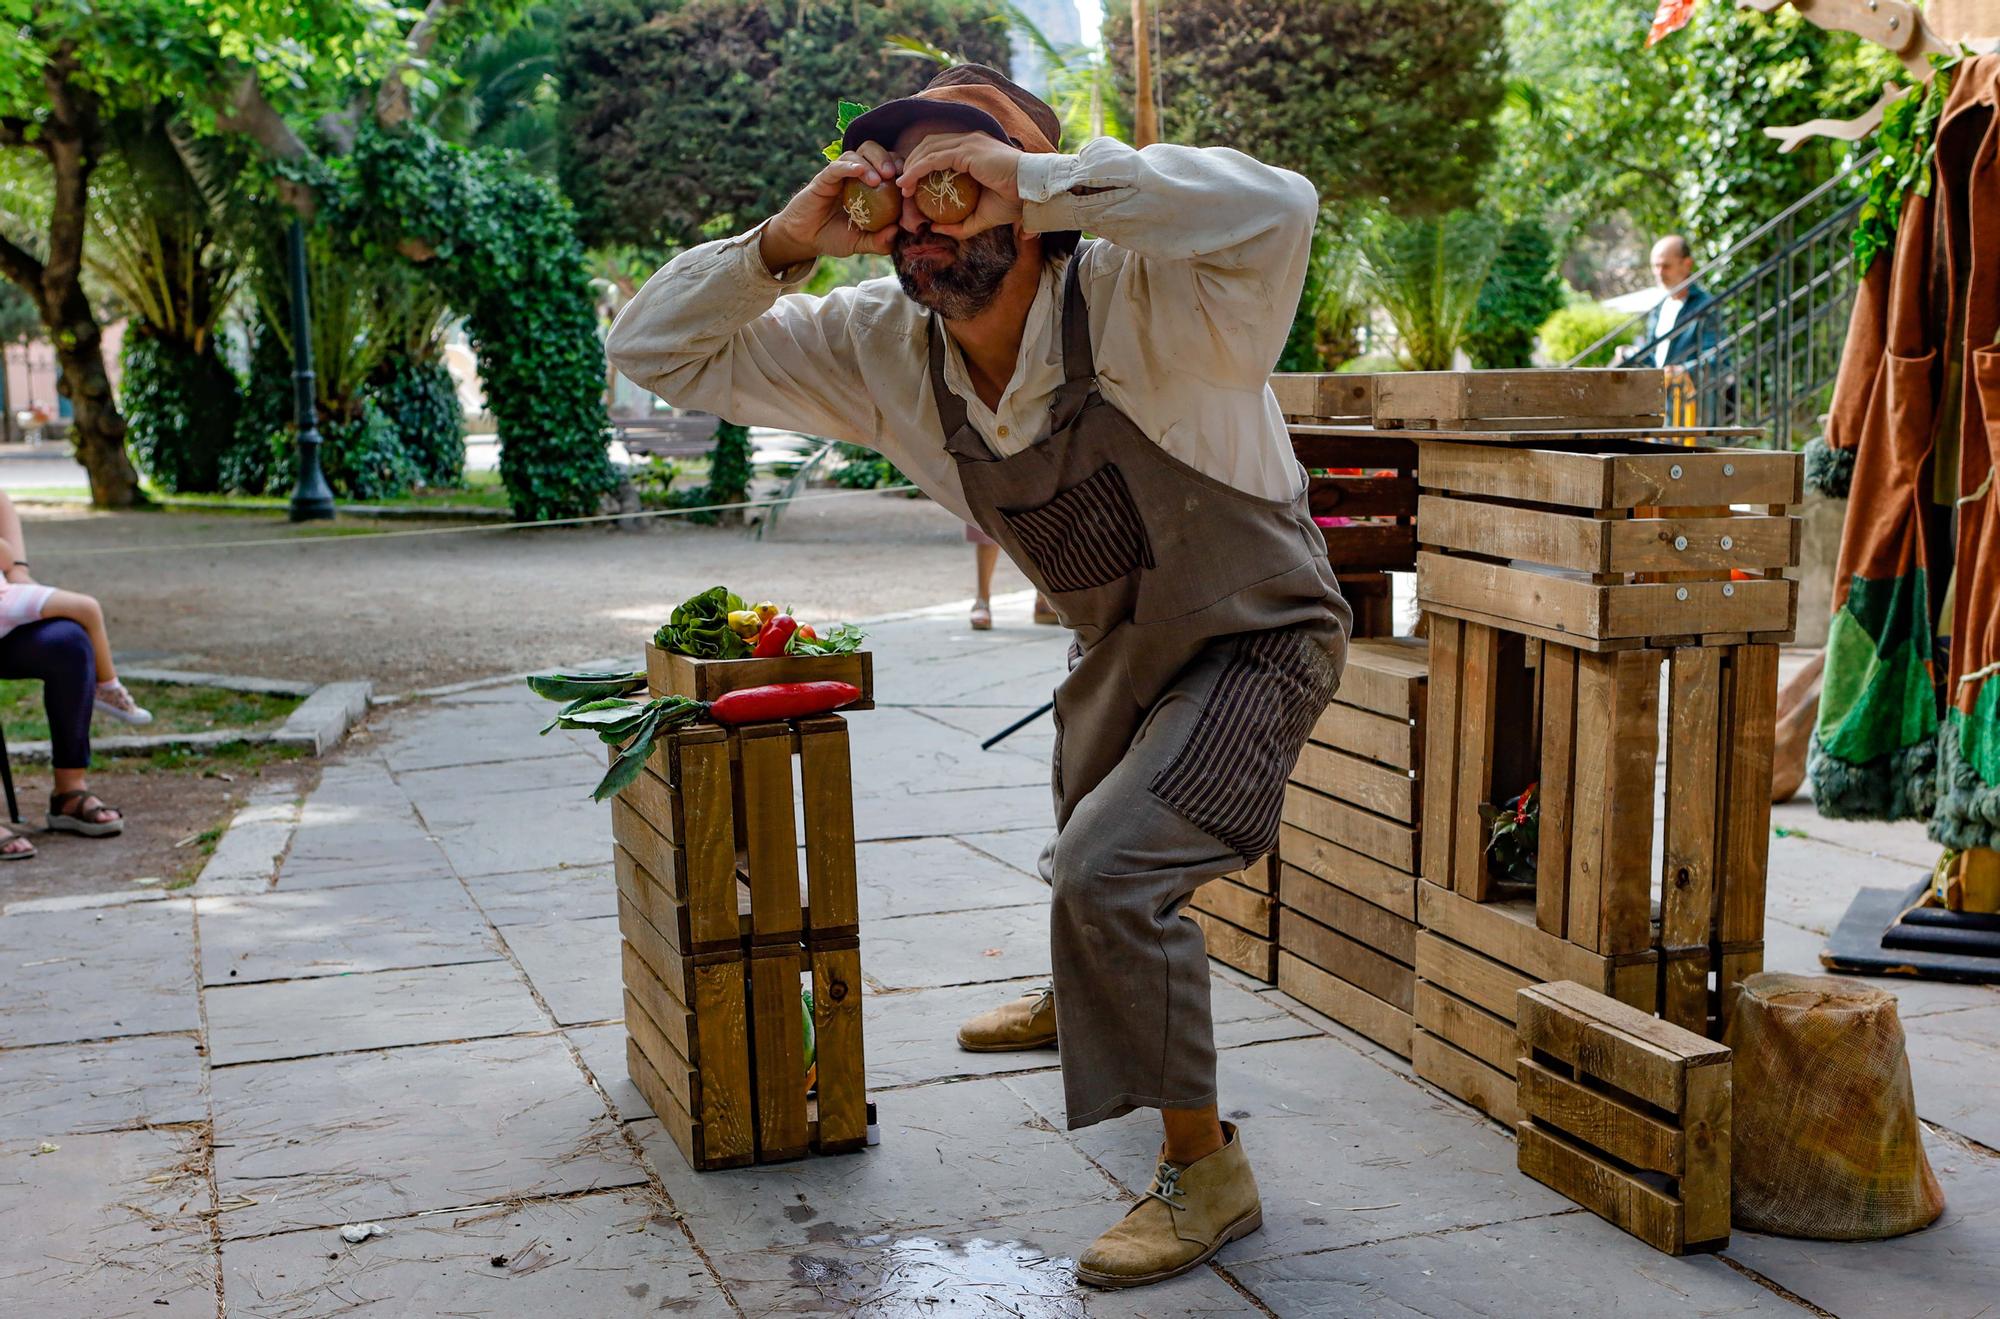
[1192,857,1278,983]
[610,713,869,1170]
[1516,981,1731,1255]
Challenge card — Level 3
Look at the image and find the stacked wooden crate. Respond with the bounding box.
[1274,638,1427,1054]
[1191,857,1278,983]
[1516,981,1732,1254]
[610,647,872,1170]
[1399,368,1792,1119]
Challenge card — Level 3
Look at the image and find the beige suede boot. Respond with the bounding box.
[955,987,1058,1052]
[1075,1123,1263,1288]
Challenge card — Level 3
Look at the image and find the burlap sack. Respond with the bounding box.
[1724,972,1945,1239]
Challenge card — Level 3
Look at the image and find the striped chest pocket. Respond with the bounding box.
[1152,629,1339,861]
[999,464,1155,594]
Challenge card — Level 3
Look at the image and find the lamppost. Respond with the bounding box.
[286,218,335,522]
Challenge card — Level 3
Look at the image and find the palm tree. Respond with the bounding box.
[1359,210,1502,372]
[885,4,1128,146]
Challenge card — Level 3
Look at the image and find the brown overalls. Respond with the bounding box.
[931,243,1352,1128]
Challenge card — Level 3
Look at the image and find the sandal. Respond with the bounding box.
[0,825,34,861]
[1033,594,1061,626]
[48,791,123,837]
[970,599,993,631]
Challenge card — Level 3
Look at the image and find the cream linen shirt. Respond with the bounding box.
[605,137,1318,526]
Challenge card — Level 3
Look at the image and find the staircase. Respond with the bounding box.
[1569,154,1874,449]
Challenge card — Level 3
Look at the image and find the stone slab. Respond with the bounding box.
[1769,800,1940,870]
[468,863,617,926]
[196,879,499,985]
[376,699,599,773]
[0,1127,216,1313]
[196,785,301,892]
[855,836,1049,923]
[566,1023,652,1123]
[1902,1005,2000,1150]
[395,750,617,809]
[273,679,372,754]
[1765,833,1932,936]
[220,1188,732,1318]
[503,916,621,1026]
[710,1201,1247,1318]
[960,827,1053,880]
[1230,1212,1805,1317]
[211,1033,646,1240]
[1005,1035,1570,1264]
[0,1032,205,1140]
[844,708,1051,795]
[204,960,546,1065]
[862,904,1051,992]
[276,770,448,891]
[634,1075,1106,1258]
[853,784,1054,844]
[422,790,613,879]
[0,900,200,1047]
[864,973,1317,1089]
[1721,1129,2000,1319]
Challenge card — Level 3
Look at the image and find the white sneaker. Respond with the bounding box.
[95,681,153,726]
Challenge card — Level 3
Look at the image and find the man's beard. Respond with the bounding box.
[892,225,1018,320]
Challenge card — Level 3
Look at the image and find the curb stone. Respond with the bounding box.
[10,678,373,763]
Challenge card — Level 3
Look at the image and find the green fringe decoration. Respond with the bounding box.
[1808,729,1938,821]
[1804,436,1854,499]
[1931,718,2000,852]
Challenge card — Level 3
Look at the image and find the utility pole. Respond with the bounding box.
[1130,0,1158,147]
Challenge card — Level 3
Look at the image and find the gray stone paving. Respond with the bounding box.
[1,593,1995,1315]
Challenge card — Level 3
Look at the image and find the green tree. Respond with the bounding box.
[0,0,413,507]
[1359,209,1501,371]
[557,0,1011,252]
[1464,218,1567,368]
[1102,0,1506,214]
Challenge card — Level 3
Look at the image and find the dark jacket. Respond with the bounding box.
[1643,283,1718,366]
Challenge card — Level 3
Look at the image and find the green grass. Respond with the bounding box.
[114,740,311,774]
[0,679,300,742]
[150,470,513,513]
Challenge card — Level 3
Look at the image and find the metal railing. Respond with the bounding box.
[1568,154,1873,449]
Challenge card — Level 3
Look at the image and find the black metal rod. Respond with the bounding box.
[286,218,335,523]
[981,700,1054,751]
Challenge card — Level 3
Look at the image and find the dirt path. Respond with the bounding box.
[21,490,1031,690]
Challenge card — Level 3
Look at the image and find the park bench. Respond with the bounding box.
[612,412,721,462]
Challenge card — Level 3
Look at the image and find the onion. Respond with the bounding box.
[915,169,979,225]
[840,178,900,232]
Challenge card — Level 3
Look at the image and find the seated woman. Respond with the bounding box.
[0,492,136,859]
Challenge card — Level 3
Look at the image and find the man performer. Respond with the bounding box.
[607,64,1350,1289]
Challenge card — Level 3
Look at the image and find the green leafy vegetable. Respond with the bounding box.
[655,586,752,658]
[539,693,708,800]
[821,99,873,162]
[786,622,867,657]
[525,670,646,702]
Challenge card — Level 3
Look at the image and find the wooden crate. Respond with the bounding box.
[1192,857,1277,983]
[610,713,868,1170]
[1414,440,1801,652]
[1278,863,1417,1055]
[646,642,875,708]
[1412,887,1657,1126]
[1374,369,1667,431]
[1516,981,1732,1255]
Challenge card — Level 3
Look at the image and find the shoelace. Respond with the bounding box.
[1144,1160,1188,1210]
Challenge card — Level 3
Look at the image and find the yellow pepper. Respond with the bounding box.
[727,609,764,639]
[753,600,782,624]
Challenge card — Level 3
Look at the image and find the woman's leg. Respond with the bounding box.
[37,589,116,683]
[0,619,96,775]
[974,542,998,602]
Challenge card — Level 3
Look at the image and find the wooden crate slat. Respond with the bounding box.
[1422,616,1463,889]
[622,939,694,1063]
[1682,1064,1733,1244]
[1418,496,1798,575]
[1277,828,1417,918]
[1282,783,1418,873]
[1294,741,1418,822]
[1280,908,1414,1011]
[1317,521,1419,571]
[624,987,700,1117]
[1279,952,1412,1057]
[1413,1028,1522,1126]
[1419,887,1657,1011]
[1189,907,1276,982]
[1374,369,1664,427]
[1271,372,1376,422]
[797,717,860,940]
[1567,650,1660,955]
[1717,646,1779,944]
[1291,430,1418,469]
[1600,576,1796,641]
[1337,638,1429,720]
[622,763,681,845]
[1311,700,1417,769]
[749,947,810,1160]
[1194,875,1277,934]
[1279,864,1416,964]
[1517,1058,1684,1176]
[1417,441,1797,509]
[1451,622,1503,899]
[1308,477,1418,520]
[673,729,740,946]
[1518,1122,1688,1253]
[1662,648,1725,1030]
[810,942,868,1152]
[1517,981,1726,1109]
[1416,981,1519,1075]
[1536,644,1579,938]
[1229,854,1277,895]
[736,726,803,945]
[1416,931,1533,1021]
[649,642,874,707]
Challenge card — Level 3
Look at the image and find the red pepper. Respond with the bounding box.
[708,681,860,725]
[753,615,799,658]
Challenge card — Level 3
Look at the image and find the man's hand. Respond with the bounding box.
[760,142,903,273]
[898,131,1025,240]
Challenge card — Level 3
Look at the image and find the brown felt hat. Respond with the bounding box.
[842,63,1062,156]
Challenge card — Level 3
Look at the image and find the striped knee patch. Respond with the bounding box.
[1151,629,1337,859]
